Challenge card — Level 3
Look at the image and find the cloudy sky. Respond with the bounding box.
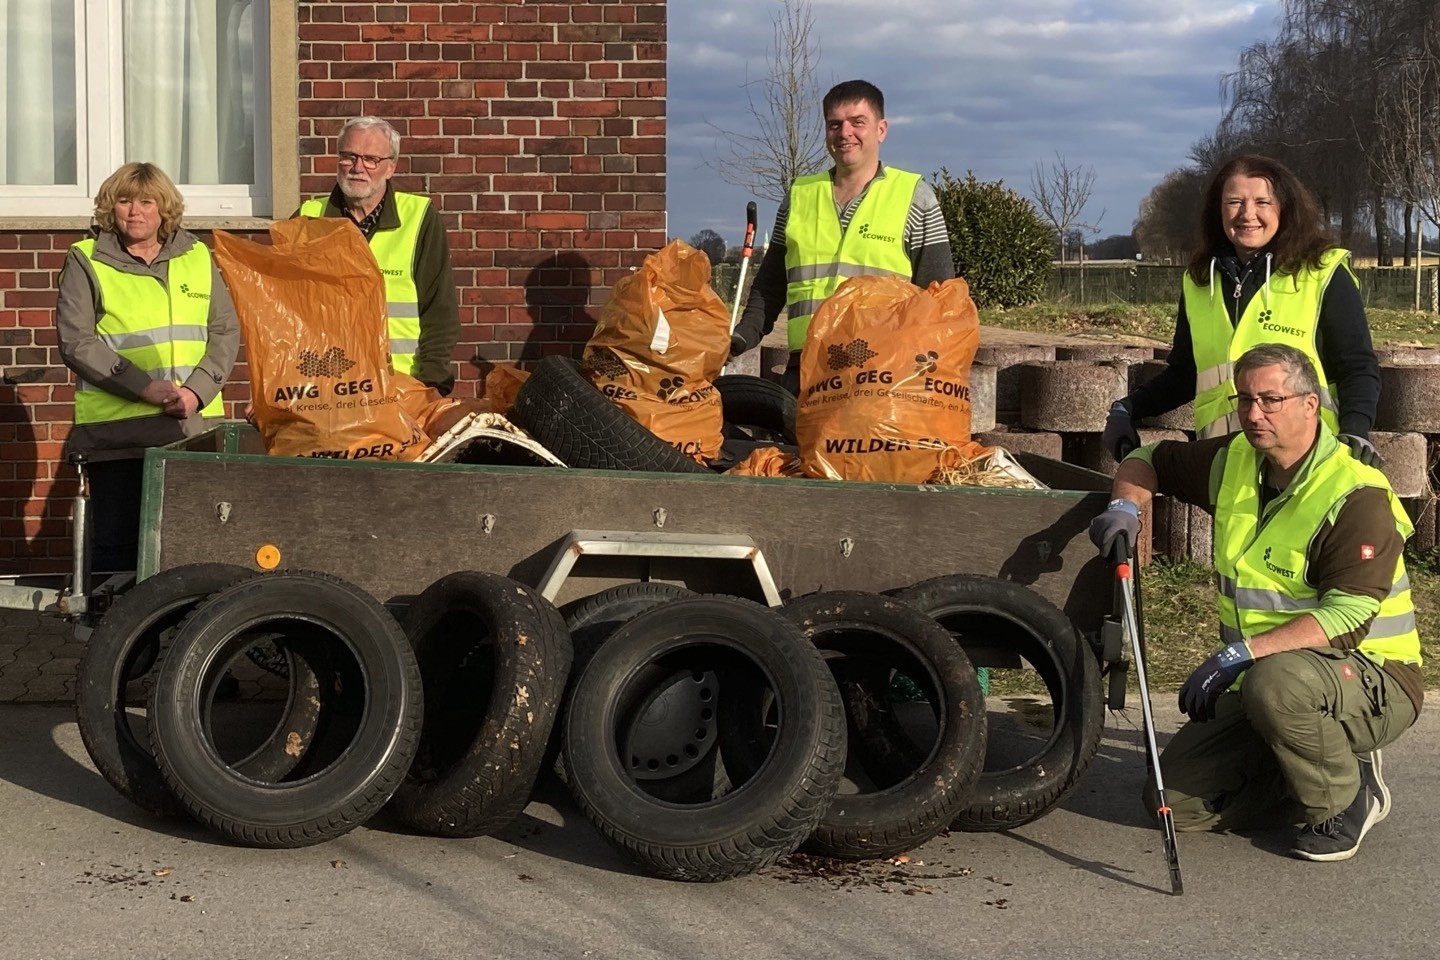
[666,0,1281,246]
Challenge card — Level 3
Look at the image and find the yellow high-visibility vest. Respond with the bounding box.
[1214,430,1421,668]
[71,239,222,424]
[1186,248,1350,438]
[783,168,919,351]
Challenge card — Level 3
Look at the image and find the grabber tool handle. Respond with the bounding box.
[1112,536,1185,895]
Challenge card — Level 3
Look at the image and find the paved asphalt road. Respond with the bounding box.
[2,702,1437,960]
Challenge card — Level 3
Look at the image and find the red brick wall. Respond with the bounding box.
[0,1,667,573]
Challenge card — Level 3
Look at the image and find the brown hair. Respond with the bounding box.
[93,162,185,242]
[1186,155,1333,285]
[823,80,885,119]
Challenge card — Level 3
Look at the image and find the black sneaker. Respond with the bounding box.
[1291,760,1387,862]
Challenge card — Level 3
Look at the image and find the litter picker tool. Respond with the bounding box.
[1109,536,1184,895]
[728,201,758,335]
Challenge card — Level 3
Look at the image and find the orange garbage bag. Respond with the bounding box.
[483,364,530,417]
[580,240,730,462]
[214,219,429,461]
[797,275,981,483]
[724,446,805,477]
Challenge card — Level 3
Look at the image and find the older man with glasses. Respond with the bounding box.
[298,116,460,394]
[1089,342,1422,862]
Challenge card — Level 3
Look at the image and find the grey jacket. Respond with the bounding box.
[56,227,240,460]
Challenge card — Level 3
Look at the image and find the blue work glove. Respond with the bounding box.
[1178,641,1254,722]
[1338,433,1384,469]
[1089,498,1141,561]
[1102,399,1141,461]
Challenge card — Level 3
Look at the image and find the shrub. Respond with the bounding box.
[931,167,1053,308]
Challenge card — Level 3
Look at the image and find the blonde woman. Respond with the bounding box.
[56,162,238,570]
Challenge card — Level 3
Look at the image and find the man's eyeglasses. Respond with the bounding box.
[337,151,392,169]
[1229,393,1304,413]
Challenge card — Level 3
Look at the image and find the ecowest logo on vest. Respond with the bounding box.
[178,282,209,301]
[1263,546,1296,579]
[856,222,896,244]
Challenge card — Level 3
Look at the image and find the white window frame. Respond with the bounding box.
[0,0,273,220]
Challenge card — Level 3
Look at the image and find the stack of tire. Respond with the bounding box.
[76,564,1102,881]
[76,565,572,848]
[553,575,1104,881]
[509,356,796,472]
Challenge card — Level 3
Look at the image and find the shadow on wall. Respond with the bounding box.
[470,251,599,397]
[0,366,76,576]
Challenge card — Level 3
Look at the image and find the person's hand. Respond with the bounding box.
[1102,399,1141,461]
[163,387,201,419]
[729,316,763,358]
[1339,433,1384,468]
[1178,641,1254,722]
[243,402,256,425]
[1089,499,1141,561]
[138,379,181,408]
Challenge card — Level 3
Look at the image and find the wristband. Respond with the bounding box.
[1106,498,1141,518]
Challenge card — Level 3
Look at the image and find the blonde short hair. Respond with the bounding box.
[93,162,185,241]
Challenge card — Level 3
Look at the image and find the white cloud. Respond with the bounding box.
[667,0,1281,240]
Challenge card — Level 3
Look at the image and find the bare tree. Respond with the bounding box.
[1371,34,1440,307]
[687,228,728,266]
[706,0,828,203]
[1030,152,1097,264]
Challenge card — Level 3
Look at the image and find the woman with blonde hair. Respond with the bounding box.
[55,162,238,570]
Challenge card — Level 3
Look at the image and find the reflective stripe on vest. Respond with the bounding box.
[783,168,920,351]
[299,192,427,376]
[71,239,222,424]
[1213,431,1422,667]
[1185,248,1349,438]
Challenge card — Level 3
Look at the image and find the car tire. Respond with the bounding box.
[147,571,423,847]
[562,596,845,881]
[387,572,572,838]
[510,356,710,473]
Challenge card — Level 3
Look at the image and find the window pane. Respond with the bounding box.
[123,0,257,186]
[0,0,78,185]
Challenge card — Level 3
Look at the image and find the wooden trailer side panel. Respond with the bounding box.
[143,455,1112,632]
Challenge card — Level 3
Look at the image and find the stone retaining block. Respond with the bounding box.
[975,344,1055,415]
[1371,431,1430,498]
[1064,429,1188,476]
[974,427,1063,460]
[1376,365,1440,431]
[1375,346,1440,366]
[1019,361,1129,432]
[1054,344,1155,363]
[1152,497,1213,565]
[969,363,997,434]
[1128,360,1195,430]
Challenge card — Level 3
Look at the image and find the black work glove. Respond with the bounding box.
[1177,641,1254,722]
[1089,499,1141,560]
[1102,399,1141,461]
[730,315,763,358]
[1338,433,1384,468]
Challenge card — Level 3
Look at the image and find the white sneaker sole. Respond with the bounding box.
[1369,751,1392,823]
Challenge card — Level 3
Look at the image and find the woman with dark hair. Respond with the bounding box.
[56,162,239,570]
[1104,155,1381,465]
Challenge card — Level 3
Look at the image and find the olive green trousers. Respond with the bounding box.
[1144,648,1417,831]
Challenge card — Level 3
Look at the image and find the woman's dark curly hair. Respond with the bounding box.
[1186,155,1334,285]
